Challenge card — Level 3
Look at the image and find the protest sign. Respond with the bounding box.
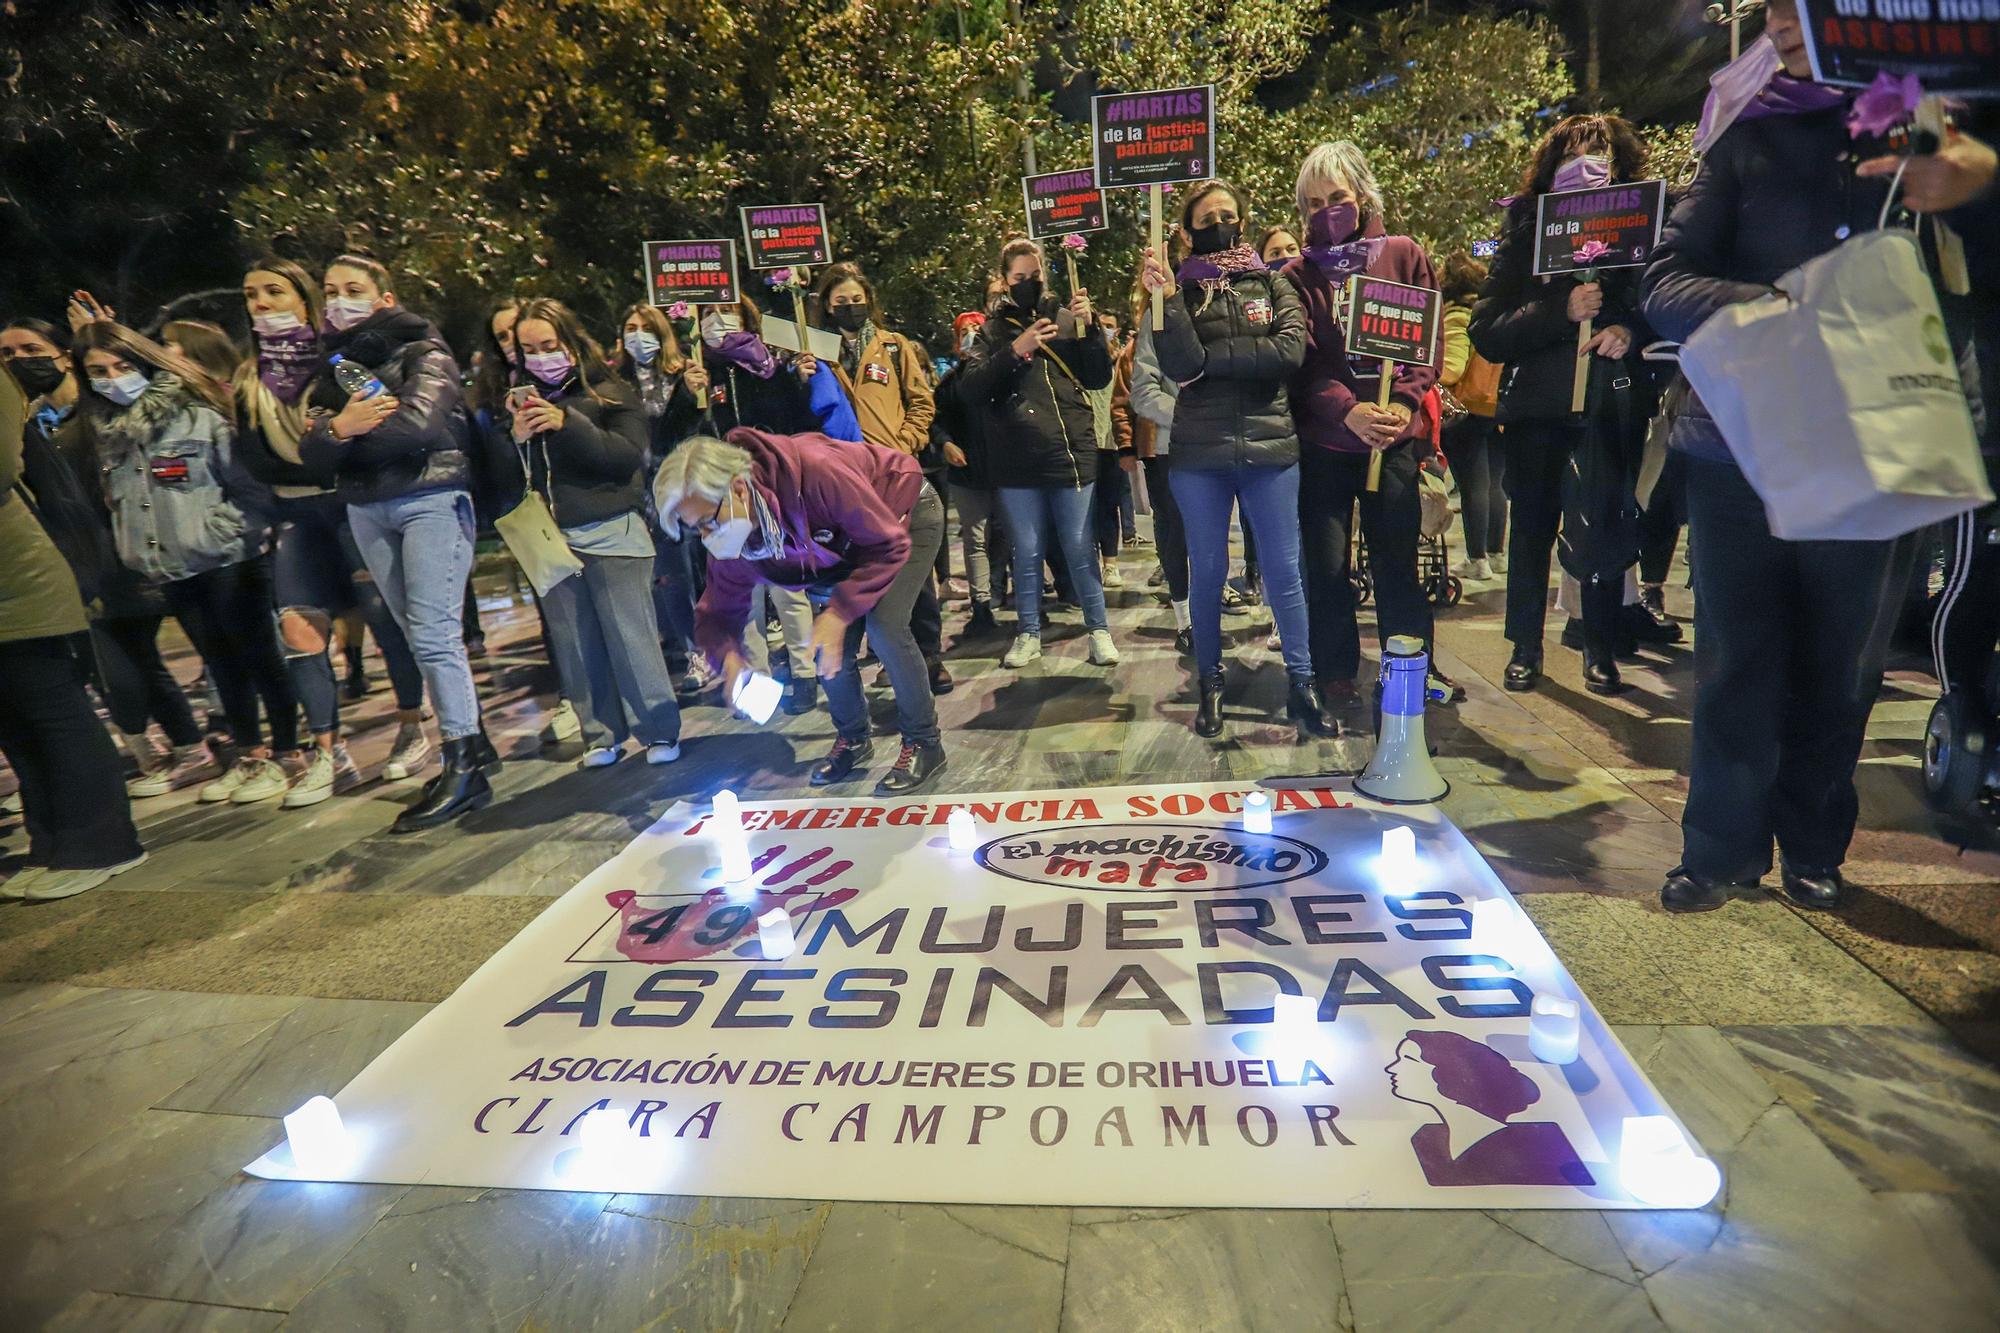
[245,781,1708,1209]
[740,204,832,270]
[1023,170,1109,240]
[1092,85,1217,330]
[1342,277,1441,491]
[1533,180,1667,410]
[1799,0,1999,96]
[644,239,738,308]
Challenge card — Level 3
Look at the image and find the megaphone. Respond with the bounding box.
[1354,635,1449,805]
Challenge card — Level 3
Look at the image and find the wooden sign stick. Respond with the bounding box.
[1572,313,1593,415]
[1150,184,1165,332]
[792,266,811,361]
[1366,359,1393,493]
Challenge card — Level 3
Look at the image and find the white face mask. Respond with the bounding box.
[324,296,378,332]
[251,310,305,337]
[90,370,149,407]
[623,331,662,365]
[701,490,757,559]
[700,311,742,346]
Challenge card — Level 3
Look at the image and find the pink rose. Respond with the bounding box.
[1572,240,1613,265]
[1847,70,1922,140]
[665,301,691,320]
[1061,233,1089,253]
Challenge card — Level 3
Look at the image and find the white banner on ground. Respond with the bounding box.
[246,781,1706,1208]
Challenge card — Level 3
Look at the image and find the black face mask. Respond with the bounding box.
[829,304,869,333]
[1189,220,1242,255]
[1008,277,1044,312]
[8,356,65,399]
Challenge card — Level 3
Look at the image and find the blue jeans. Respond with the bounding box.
[347,489,481,741]
[995,484,1106,636]
[1170,463,1312,677]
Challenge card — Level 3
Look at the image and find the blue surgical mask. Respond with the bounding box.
[90,370,149,407]
[623,331,662,366]
[1551,154,1612,194]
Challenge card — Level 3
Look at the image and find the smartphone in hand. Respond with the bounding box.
[505,385,537,413]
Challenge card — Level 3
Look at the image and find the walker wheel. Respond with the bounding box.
[1924,692,1990,814]
[1444,576,1464,607]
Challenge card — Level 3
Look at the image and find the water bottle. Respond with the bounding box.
[329,354,384,400]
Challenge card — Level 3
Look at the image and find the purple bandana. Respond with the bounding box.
[704,331,778,379]
[257,327,320,404]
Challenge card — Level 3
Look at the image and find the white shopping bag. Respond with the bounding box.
[1679,228,1988,541]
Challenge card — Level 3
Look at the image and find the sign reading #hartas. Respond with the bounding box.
[1342,277,1441,369]
[644,239,739,307]
[1022,170,1109,241]
[1799,0,2000,96]
[1532,180,1667,278]
[1091,85,1217,190]
[740,204,832,270]
[246,781,1704,1208]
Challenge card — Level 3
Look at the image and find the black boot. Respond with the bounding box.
[783,674,819,716]
[391,737,492,833]
[1660,868,1733,914]
[964,601,999,638]
[1625,598,1684,646]
[342,645,369,701]
[877,740,947,796]
[467,724,503,770]
[927,656,955,695]
[1504,647,1542,693]
[1175,627,1193,658]
[811,736,872,786]
[1287,674,1340,739]
[1195,669,1225,739]
[1779,860,1849,911]
[1583,647,1629,696]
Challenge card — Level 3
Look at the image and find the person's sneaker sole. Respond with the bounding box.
[23,852,149,902]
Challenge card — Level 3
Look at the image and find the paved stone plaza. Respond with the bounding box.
[3,534,1998,1332]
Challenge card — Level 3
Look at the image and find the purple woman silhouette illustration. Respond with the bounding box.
[1386,1031,1595,1188]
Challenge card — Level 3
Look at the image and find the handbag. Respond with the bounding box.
[493,438,584,597]
[1558,359,1643,586]
[1436,383,1470,428]
[1679,177,1988,541]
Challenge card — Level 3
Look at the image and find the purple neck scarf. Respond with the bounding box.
[256,328,320,404]
[1740,75,1850,124]
[1176,244,1266,285]
[704,331,778,380]
[1302,204,1387,277]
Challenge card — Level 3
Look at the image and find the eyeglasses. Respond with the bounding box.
[689,493,729,538]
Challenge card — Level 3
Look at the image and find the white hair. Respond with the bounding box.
[651,434,753,533]
[1295,141,1385,229]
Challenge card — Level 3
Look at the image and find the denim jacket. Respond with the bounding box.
[90,374,262,582]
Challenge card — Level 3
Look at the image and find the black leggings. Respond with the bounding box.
[1445,415,1507,560]
[88,615,203,745]
[163,556,299,753]
[1141,456,1189,601]
[0,636,143,870]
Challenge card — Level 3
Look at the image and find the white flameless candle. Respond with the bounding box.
[719,836,753,885]
[1528,993,1582,1065]
[1243,790,1273,834]
[732,671,783,725]
[713,788,742,833]
[283,1096,353,1176]
[1380,826,1418,884]
[947,808,979,852]
[1619,1115,1722,1209]
[758,908,797,959]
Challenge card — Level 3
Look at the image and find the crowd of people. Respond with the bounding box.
[1,0,1994,915]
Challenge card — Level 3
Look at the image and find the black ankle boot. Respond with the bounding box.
[811,736,872,786]
[965,602,999,638]
[1286,674,1340,739]
[877,740,947,796]
[391,737,492,833]
[1779,860,1849,911]
[1661,868,1733,914]
[1504,647,1542,692]
[342,647,369,701]
[783,674,819,716]
[1195,669,1226,739]
[468,725,503,770]
[1583,647,1629,696]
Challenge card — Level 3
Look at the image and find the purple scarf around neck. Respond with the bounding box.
[1304,236,1387,278]
[1176,244,1266,285]
[1739,74,1850,124]
[704,331,778,379]
[256,328,321,404]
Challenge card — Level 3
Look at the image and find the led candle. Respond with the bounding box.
[283,1096,353,1176]
[947,808,979,852]
[1380,826,1418,884]
[1619,1115,1722,1209]
[1528,993,1582,1065]
[732,671,783,725]
[758,907,797,959]
[1243,790,1273,834]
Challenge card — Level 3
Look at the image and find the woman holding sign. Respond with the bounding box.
[1470,114,1651,698]
[1142,178,1330,741]
[1282,142,1455,710]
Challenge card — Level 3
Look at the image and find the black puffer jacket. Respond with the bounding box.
[1642,105,1900,463]
[1471,197,1649,424]
[1154,266,1307,471]
[936,355,995,490]
[957,301,1111,490]
[485,371,650,529]
[298,307,473,505]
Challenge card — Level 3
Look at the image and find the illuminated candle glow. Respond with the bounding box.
[1243,790,1273,834]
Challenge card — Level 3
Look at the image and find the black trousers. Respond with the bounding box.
[162,556,299,753]
[1141,456,1189,601]
[1682,457,1911,880]
[1639,448,1689,586]
[1095,450,1127,559]
[1300,445,1431,682]
[1444,415,1507,560]
[1502,419,1621,653]
[88,615,202,745]
[0,635,143,870]
[1934,497,2000,699]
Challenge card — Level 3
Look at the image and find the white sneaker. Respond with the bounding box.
[541,700,582,743]
[229,757,291,804]
[580,745,622,769]
[1102,563,1124,590]
[282,748,336,808]
[131,744,214,798]
[1088,630,1121,666]
[1452,558,1492,581]
[331,743,363,792]
[22,852,148,901]
[1489,553,1508,575]
[645,742,681,765]
[199,759,253,803]
[383,723,432,781]
[1002,634,1043,668]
